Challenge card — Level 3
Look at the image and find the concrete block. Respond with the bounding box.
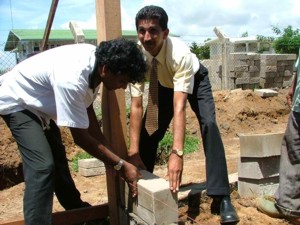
[239,132,284,157]
[78,158,104,168]
[78,167,105,177]
[249,77,260,84]
[78,158,105,177]
[254,89,278,97]
[238,177,279,197]
[238,156,280,179]
[126,170,178,225]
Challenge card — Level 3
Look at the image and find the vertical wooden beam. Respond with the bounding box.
[95,1,128,225]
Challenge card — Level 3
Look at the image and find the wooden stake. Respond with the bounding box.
[95,0,128,224]
[41,0,59,51]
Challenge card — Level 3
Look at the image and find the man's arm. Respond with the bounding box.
[128,96,146,169]
[69,104,142,197]
[168,91,187,192]
[287,71,297,107]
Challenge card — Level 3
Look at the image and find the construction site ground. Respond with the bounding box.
[0,88,294,225]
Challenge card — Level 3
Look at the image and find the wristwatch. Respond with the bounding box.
[171,149,184,157]
[114,159,124,171]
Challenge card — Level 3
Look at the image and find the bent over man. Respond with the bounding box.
[0,38,147,225]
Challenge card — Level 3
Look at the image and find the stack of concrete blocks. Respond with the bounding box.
[260,54,296,89]
[229,53,261,90]
[238,132,284,197]
[78,158,105,177]
[126,170,178,225]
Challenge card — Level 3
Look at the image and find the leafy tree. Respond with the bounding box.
[241,32,248,37]
[257,25,300,55]
[189,40,210,60]
[272,25,300,54]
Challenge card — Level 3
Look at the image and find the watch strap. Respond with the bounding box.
[171,149,184,157]
[114,159,124,171]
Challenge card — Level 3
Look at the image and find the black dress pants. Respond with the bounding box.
[2,110,88,225]
[139,64,230,196]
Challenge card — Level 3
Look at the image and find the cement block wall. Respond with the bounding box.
[202,53,296,91]
[229,53,296,90]
[260,54,296,88]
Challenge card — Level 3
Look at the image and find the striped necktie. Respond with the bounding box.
[145,58,159,135]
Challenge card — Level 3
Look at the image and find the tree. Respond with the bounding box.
[241,32,248,37]
[257,25,300,55]
[272,25,300,55]
[189,40,210,60]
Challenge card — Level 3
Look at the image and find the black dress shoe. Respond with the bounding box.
[211,196,240,224]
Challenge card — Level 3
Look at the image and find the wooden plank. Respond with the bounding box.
[41,0,59,51]
[69,21,85,43]
[95,0,128,225]
[0,204,109,225]
[52,204,109,225]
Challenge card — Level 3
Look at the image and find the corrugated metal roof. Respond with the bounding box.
[4,29,138,51]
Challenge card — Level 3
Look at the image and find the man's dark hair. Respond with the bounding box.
[135,5,168,31]
[95,38,147,84]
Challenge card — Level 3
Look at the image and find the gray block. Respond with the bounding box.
[239,133,284,157]
[254,89,278,97]
[78,158,104,168]
[238,156,280,179]
[78,158,105,177]
[78,167,105,177]
[238,177,279,197]
[126,170,178,225]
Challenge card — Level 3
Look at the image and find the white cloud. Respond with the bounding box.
[60,14,96,29]
[0,0,299,45]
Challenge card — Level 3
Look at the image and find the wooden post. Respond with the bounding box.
[95,0,128,224]
[41,0,59,51]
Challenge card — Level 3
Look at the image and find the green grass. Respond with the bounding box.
[156,131,200,165]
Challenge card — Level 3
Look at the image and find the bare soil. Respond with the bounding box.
[0,88,294,224]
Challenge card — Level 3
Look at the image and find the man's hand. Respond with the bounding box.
[167,153,183,193]
[120,161,142,197]
[287,87,293,108]
[127,153,147,170]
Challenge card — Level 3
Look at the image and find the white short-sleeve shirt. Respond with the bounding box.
[0,43,99,129]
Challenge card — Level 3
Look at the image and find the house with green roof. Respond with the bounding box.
[4,29,138,62]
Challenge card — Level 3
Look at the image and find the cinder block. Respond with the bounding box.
[254,89,278,97]
[78,167,105,177]
[126,170,178,225]
[78,158,104,168]
[238,156,280,179]
[78,158,105,177]
[239,133,284,157]
[238,177,279,197]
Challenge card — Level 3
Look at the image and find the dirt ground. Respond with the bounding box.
[0,88,294,224]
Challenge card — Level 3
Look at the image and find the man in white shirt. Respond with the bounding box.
[128,5,239,224]
[0,38,147,225]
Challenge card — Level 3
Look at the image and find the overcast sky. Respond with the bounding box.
[0,0,300,45]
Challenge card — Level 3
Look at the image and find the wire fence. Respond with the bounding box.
[0,42,16,75]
